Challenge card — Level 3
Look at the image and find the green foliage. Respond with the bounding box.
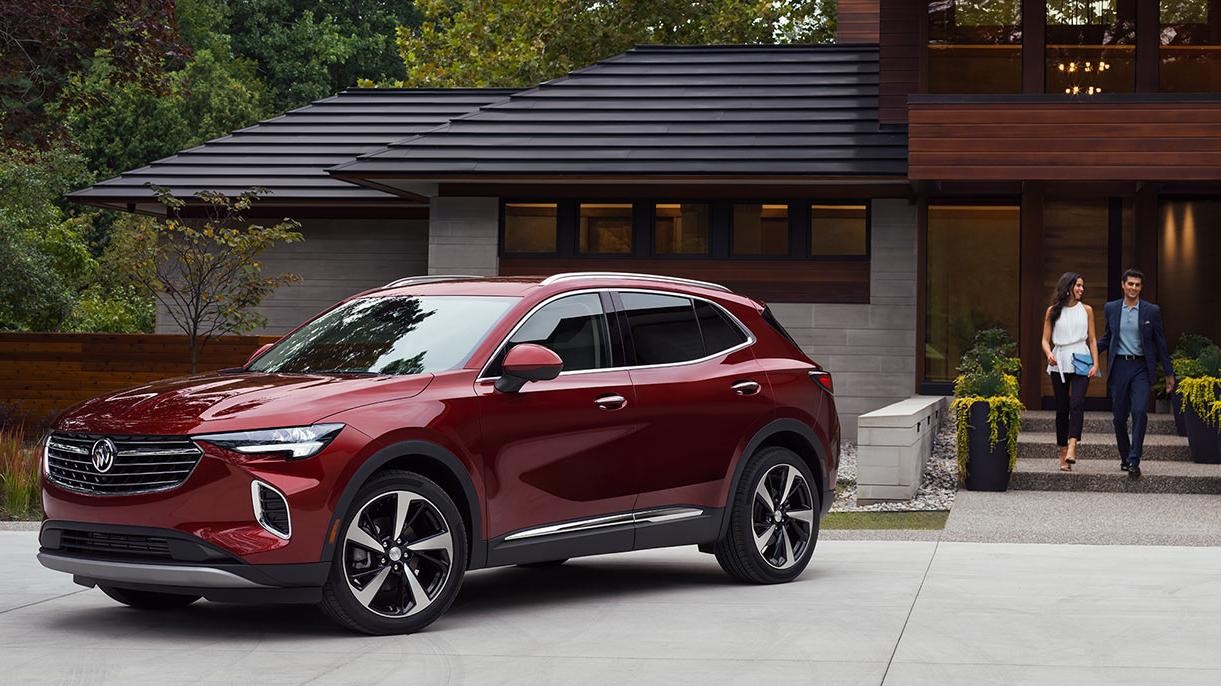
[1178,377,1221,430]
[951,327,1024,483]
[392,0,836,88]
[226,0,421,111]
[1174,333,1214,361]
[951,395,1023,483]
[109,186,303,370]
[1197,345,1221,378]
[55,48,271,181]
[62,284,156,334]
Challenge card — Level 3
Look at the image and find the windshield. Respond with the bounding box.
[249,295,518,376]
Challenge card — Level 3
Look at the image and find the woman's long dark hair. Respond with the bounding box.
[1048,272,1083,328]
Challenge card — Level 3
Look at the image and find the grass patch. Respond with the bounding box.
[823,511,949,530]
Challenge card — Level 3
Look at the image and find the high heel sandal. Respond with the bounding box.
[1066,438,1078,465]
[1058,446,1071,471]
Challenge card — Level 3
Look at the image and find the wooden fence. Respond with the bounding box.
[0,333,279,423]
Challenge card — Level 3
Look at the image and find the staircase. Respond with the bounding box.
[1011,411,1221,494]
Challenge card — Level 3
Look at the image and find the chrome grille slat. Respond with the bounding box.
[46,432,203,496]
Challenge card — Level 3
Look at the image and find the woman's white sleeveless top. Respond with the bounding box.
[1048,302,1089,379]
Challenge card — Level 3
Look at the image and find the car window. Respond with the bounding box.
[695,300,748,354]
[496,293,612,375]
[620,292,704,365]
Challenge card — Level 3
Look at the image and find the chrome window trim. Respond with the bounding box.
[540,272,730,293]
[503,507,705,541]
[476,287,756,382]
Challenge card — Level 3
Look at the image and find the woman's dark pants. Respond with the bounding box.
[1050,372,1090,446]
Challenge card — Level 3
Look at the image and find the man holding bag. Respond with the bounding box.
[1097,269,1176,478]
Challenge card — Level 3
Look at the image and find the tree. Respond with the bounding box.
[111,186,303,371]
[0,0,187,144]
[224,0,421,112]
[391,0,835,88]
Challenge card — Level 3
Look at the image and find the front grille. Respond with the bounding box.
[58,529,173,561]
[46,433,203,496]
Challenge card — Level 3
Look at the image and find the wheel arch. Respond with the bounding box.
[323,440,486,570]
[719,419,829,538]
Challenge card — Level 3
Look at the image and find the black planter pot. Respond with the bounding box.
[1171,393,1189,437]
[963,401,1013,491]
[1183,404,1221,464]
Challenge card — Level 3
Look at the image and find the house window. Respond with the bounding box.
[1160,1,1221,92]
[579,203,633,254]
[1046,0,1136,95]
[810,204,868,257]
[503,203,557,253]
[654,203,710,255]
[732,204,789,256]
[927,1,1023,94]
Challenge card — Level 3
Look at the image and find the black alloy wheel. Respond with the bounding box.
[320,470,467,635]
[715,446,820,584]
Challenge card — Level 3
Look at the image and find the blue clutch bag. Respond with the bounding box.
[1072,353,1092,376]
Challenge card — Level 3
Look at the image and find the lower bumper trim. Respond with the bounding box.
[37,552,270,589]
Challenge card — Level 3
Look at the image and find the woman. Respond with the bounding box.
[1041,272,1101,471]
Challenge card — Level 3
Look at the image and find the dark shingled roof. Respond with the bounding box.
[68,89,515,209]
[331,45,907,181]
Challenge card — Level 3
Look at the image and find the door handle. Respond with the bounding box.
[595,394,627,410]
[732,380,761,396]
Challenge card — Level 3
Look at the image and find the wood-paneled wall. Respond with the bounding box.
[878,0,922,125]
[837,0,880,44]
[908,99,1221,181]
[499,257,870,304]
[0,334,279,423]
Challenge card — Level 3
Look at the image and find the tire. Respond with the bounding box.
[516,559,568,568]
[319,470,467,635]
[715,446,820,584]
[99,586,200,610]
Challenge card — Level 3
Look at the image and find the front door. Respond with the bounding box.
[476,292,639,550]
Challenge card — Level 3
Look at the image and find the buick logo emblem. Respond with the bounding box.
[91,438,117,473]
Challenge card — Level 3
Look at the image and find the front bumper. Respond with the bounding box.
[38,521,328,603]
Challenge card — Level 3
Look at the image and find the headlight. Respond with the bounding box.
[194,423,344,459]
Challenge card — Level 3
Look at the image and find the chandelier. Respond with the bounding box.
[1058,60,1109,95]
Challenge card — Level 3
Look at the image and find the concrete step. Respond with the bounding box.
[1017,432,1192,462]
[1020,410,1178,436]
[1008,459,1221,494]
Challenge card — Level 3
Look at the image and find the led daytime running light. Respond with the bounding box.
[196,423,345,459]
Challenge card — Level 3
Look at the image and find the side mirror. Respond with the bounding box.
[246,342,275,366]
[495,343,563,393]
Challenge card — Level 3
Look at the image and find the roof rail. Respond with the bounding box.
[382,275,484,289]
[539,272,730,293]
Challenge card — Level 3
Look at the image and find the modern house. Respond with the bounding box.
[70,1,1221,438]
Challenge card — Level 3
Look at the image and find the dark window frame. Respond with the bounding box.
[576,200,639,257]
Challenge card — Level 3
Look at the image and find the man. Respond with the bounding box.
[1097,269,1175,478]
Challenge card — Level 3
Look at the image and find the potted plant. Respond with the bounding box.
[1168,334,1213,437]
[951,328,1024,491]
[1177,344,1221,464]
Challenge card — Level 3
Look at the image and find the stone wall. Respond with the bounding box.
[427,197,499,275]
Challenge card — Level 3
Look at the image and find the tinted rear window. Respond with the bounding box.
[695,301,748,354]
[620,292,704,365]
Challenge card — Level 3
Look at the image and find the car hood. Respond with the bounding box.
[55,371,435,436]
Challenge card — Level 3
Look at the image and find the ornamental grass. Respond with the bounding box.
[0,425,41,519]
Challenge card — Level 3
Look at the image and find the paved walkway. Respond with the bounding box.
[3,531,1221,685]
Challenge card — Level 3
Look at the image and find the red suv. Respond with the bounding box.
[38,272,838,634]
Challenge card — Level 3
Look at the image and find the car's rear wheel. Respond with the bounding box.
[715,446,820,584]
[99,586,200,610]
[320,470,467,635]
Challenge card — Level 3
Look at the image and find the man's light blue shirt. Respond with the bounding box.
[1117,300,1143,356]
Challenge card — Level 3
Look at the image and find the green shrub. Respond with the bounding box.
[951,328,1024,482]
[1174,333,1215,361]
[1178,377,1221,430]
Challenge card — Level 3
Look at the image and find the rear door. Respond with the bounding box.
[617,291,773,514]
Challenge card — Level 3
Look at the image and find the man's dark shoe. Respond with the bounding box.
[1120,461,1130,472]
[1128,465,1142,478]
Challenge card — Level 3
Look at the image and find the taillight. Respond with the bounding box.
[808,369,834,394]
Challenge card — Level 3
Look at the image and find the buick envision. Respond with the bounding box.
[38,272,839,634]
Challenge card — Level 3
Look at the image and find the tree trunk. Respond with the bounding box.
[190,332,198,374]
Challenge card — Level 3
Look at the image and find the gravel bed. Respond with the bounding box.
[831,411,959,513]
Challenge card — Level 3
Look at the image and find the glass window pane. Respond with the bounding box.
[579,203,633,254]
[621,292,704,364]
[1046,0,1136,95]
[506,293,610,373]
[504,203,557,253]
[732,204,789,256]
[1160,1,1221,92]
[927,1,1023,94]
[924,206,1020,382]
[1159,199,1221,346]
[694,301,748,354]
[654,203,710,255]
[811,204,868,256]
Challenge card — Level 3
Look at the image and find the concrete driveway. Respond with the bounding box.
[2,530,1220,685]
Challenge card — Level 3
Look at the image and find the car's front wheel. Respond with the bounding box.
[715,446,820,584]
[320,470,467,635]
